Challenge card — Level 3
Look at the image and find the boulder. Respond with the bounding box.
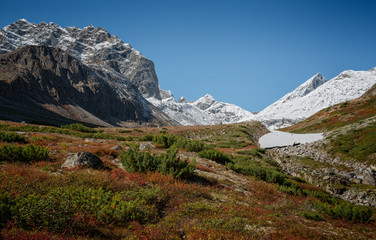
[111,145,124,150]
[62,152,104,170]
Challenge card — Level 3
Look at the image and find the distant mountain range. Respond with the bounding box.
[0,19,375,128]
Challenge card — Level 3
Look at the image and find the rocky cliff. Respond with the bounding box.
[0,45,173,126]
[0,19,161,99]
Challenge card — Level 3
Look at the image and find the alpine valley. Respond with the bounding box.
[2,19,375,129]
[1,19,376,239]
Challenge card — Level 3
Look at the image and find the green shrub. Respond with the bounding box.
[302,211,323,221]
[139,134,155,141]
[118,129,132,133]
[157,146,196,179]
[176,137,205,152]
[0,131,26,143]
[152,134,177,148]
[237,148,265,158]
[61,123,96,133]
[12,187,158,232]
[214,140,249,149]
[120,146,195,179]
[120,148,160,173]
[311,200,374,223]
[0,144,49,163]
[329,123,376,164]
[198,149,231,164]
[0,192,14,227]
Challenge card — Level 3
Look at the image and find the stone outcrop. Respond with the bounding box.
[268,141,376,206]
[62,152,104,170]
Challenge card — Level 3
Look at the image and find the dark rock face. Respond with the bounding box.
[0,19,161,99]
[61,152,104,170]
[0,45,171,126]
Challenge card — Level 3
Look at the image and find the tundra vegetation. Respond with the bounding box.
[0,121,375,239]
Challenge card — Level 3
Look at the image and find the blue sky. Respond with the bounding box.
[1,0,376,111]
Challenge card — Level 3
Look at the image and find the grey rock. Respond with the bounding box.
[62,152,104,170]
[139,142,155,151]
[111,145,124,150]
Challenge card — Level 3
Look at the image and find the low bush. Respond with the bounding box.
[214,140,249,149]
[302,211,323,221]
[237,148,265,158]
[61,123,96,133]
[120,146,196,179]
[139,134,154,141]
[176,138,205,152]
[12,187,158,233]
[198,149,231,164]
[0,191,13,227]
[311,200,374,223]
[0,144,49,163]
[152,134,176,148]
[0,131,26,143]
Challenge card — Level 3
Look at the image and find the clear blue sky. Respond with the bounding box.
[1,0,376,112]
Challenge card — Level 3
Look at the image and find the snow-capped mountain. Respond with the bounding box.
[0,19,177,126]
[147,93,255,126]
[256,68,376,129]
[0,19,161,99]
[0,19,256,126]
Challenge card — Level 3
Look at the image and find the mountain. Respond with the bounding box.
[0,19,257,127]
[147,93,255,125]
[256,69,376,129]
[0,18,180,127]
[0,19,161,99]
[281,82,376,133]
[0,45,174,127]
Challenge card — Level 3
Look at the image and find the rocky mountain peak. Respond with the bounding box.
[177,97,188,103]
[159,88,174,100]
[193,94,217,110]
[0,19,161,99]
[285,73,327,101]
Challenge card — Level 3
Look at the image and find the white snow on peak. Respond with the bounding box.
[256,68,376,129]
[148,91,255,126]
[0,19,146,76]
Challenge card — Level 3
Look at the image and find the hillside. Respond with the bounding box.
[282,83,376,133]
[267,85,376,209]
[0,120,375,239]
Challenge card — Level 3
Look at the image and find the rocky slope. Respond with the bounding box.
[264,90,376,206]
[257,69,376,129]
[0,19,161,99]
[0,45,173,126]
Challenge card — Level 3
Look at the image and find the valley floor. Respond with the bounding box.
[0,120,375,239]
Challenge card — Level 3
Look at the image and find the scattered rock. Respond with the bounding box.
[62,152,104,170]
[139,142,155,151]
[111,145,124,150]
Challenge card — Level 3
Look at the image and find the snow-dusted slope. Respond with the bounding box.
[0,19,161,99]
[257,69,376,129]
[148,93,255,125]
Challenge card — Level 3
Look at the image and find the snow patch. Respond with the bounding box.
[259,131,323,148]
